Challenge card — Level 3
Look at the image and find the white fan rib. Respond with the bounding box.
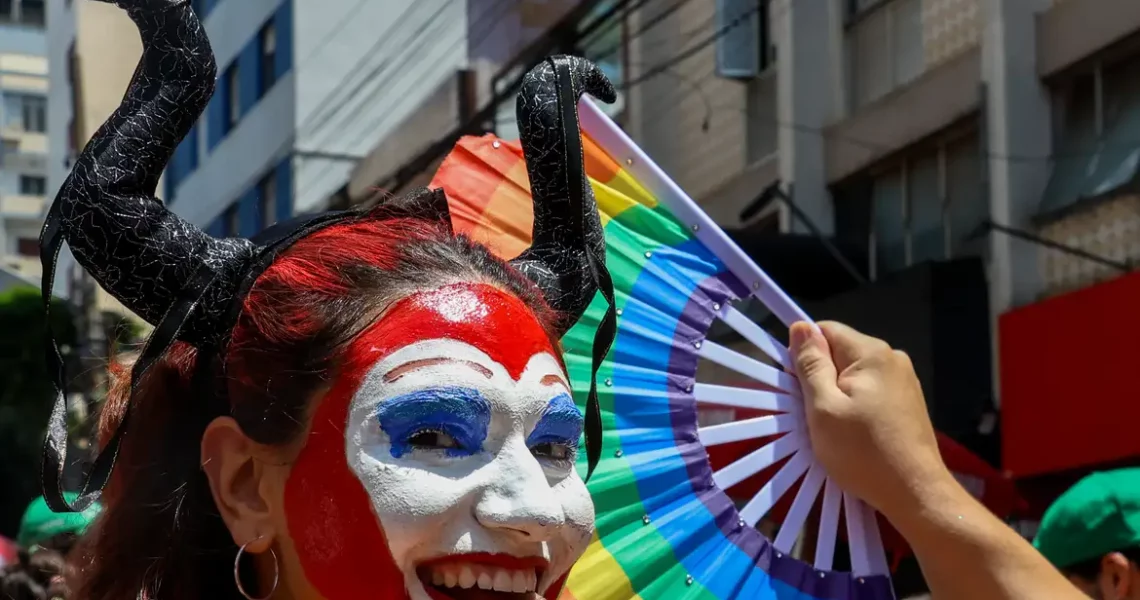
[844,492,873,576]
[718,307,794,370]
[693,383,801,415]
[711,431,803,490]
[773,462,827,553]
[697,413,800,447]
[699,341,802,396]
[863,503,890,575]
[738,450,812,526]
[814,479,842,571]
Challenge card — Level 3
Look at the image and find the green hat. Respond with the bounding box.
[16,493,102,548]
[1034,468,1140,569]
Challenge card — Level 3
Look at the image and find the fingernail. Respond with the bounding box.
[789,323,811,352]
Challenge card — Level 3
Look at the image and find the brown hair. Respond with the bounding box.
[71,215,558,600]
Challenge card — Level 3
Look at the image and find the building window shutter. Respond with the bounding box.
[716,0,761,79]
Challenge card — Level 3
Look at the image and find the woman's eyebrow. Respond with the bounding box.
[540,373,571,393]
[383,358,494,382]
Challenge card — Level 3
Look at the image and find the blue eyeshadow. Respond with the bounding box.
[527,393,584,448]
[376,387,491,458]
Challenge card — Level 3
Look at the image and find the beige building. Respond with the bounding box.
[0,0,48,289]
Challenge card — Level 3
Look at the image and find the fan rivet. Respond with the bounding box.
[775,551,782,558]
[712,302,721,311]
[616,308,624,316]
[752,281,761,290]
[626,157,634,166]
[858,578,865,584]
[644,251,652,258]
[693,340,702,349]
[691,224,700,232]
[492,140,501,149]
[738,519,746,528]
[615,449,623,458]
[685,383,694,393]
[685,575,694,586]
[642,515,651,525]
[819,572,825,579]
[604,378,613,387]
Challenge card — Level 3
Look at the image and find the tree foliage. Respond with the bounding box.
[0,286,77,537]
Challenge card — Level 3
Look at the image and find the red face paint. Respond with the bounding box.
[284,283,557,600]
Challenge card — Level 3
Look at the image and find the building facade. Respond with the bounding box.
[159,0,470,239]
[335,0,1140,522]
[0,0,47,286]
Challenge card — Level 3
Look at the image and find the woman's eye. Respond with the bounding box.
[407,429,459,450]
[532,441,575,462]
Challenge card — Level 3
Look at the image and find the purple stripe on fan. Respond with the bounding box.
[667,271,894,600]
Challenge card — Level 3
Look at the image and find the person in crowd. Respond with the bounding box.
[1032,468,1140,599]
[789,321,1087,599]
[17,494,100,557]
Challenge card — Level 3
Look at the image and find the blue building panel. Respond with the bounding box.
[205,216,225,238]
[275,0,294,80]
[239,190,260,238]
[275,156,293,222]
[206,93,225,150]
[239,39,260,114]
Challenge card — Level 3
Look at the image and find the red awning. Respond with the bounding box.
[999,270,1140,478]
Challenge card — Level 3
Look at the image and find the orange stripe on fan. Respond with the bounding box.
[583,133,621,184]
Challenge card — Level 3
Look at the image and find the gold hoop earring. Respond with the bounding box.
[234,540,280,600]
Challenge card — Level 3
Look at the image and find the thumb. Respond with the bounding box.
[790,322,840,404]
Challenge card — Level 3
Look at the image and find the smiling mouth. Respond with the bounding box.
[416,553,549,600]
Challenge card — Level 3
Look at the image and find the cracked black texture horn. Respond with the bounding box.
[38,0,258,513]
[511,56,618,481]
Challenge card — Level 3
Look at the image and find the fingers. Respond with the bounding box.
[818,321,890,370]
[789,322,841,408]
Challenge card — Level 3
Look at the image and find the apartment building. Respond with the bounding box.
[0,0,47,287]
[334,0,1140,518]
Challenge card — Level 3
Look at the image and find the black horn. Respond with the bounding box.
[38,0,254,513]
[511,56,617,482]
[511,56,616,333]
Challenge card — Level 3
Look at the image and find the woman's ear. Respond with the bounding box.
[201,416,275,553]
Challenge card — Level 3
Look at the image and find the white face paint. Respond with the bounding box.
[345,338,594,600]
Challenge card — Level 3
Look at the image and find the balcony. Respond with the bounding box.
[0,193,45,216]
[845,0,979,111]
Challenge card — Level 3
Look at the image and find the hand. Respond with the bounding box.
[789,321,952,521]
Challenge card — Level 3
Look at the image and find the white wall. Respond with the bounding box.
[291,0,468,212]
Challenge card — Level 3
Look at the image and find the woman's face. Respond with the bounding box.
[281,283,594,600]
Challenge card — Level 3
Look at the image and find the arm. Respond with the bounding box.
[789,321,1083,600]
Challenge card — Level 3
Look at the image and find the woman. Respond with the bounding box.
[42,1,616,599]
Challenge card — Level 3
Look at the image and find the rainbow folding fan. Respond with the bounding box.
[431,98,893,600]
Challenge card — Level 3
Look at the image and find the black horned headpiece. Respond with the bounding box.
[40,0,617,512]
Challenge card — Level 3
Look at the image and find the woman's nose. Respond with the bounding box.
[474,442,566,541]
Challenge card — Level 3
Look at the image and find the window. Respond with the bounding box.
[0,0,12,24]
[21,0,45,26]
[840,130,985,280]
[17,238,39,257]
[715,0,774,79]
[225,64,240,129]
[259,21,277,96]
[258,170,277,229]
[14,94,47,133]
[224,203,240,237]
[19,175,46,195]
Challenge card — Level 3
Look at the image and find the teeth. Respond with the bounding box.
[428,564,539,593]
[492,570,513,592]
[458,565,476,589]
